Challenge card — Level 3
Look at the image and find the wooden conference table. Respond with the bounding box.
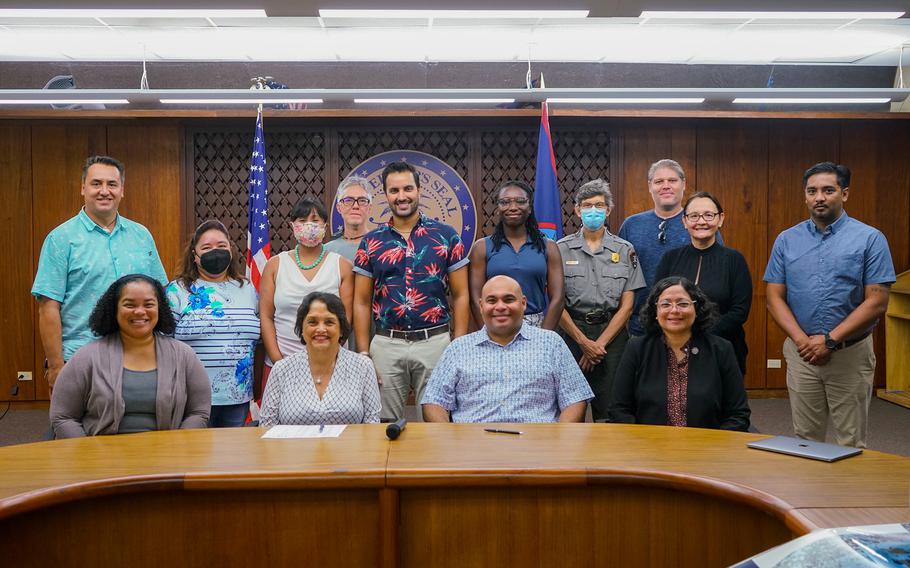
[1,424,908,567]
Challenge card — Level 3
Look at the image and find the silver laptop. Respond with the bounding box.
[747,435,863,462]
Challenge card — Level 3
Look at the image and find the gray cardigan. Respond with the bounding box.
[50,334,211,438]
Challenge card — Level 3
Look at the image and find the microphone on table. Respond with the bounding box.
[386,418,408,440]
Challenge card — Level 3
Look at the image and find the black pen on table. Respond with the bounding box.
[484,428,523,435]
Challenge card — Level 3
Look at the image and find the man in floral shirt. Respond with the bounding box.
[353,161,470,421]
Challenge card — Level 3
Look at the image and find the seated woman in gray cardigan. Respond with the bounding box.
[50,274,211,438]
[609,276,750,431]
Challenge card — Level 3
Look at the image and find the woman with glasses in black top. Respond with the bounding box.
[654,192,752,375]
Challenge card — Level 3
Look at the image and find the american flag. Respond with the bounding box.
[246,107,271,290]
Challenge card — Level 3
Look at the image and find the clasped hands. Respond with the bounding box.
[796,334,831,366]
[577,336,607,372]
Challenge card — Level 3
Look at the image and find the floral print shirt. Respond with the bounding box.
[166,279,260,406]
[353,214,468,331]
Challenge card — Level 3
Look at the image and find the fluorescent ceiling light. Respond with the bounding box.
[319,9,588,19]
[547,97,705,104]
[733,98,892,104]
[0,9,268,18]
[160,99,323,104]
[640,11,904,20]
[0,99,129,104]
[354,98,515,104]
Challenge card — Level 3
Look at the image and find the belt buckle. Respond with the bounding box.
[584,312,601,325]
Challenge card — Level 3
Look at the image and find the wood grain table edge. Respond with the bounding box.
[0,474,183,520]
[182,470,387,490]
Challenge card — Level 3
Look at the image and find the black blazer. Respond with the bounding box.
[608,333,750,431]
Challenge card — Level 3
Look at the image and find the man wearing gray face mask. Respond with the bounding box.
[557,179,645,422]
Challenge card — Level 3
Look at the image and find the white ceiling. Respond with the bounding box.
[0,15,907,65]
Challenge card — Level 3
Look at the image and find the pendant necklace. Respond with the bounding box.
[295,245,326,270]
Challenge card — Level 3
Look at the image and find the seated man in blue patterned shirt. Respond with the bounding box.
[421,275,593,423]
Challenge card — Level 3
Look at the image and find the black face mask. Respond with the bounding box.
[199,249,232,275]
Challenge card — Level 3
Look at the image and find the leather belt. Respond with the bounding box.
[570,309,612,326]
[833,331,872,351]
[376,324,449,342]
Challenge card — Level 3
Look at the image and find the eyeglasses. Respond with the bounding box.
[579,202,608,210]
[339,197,370,207]
[684,212,718,222]
[658,220,668,243]
[497,197,530,207]
[657,300,696,312]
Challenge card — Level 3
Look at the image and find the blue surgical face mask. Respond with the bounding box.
[580,207,607,231]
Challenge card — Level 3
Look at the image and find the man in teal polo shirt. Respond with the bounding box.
[32,155,168,392]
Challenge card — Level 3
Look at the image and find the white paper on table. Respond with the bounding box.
[261,425,347,439]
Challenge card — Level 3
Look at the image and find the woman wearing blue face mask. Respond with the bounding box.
[468,180,565,329]
[557,179,647,422]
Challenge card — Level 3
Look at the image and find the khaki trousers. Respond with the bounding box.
[370,332,450,422]
[783,335,875,448]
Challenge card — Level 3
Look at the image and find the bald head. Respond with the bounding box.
[479,275,527,344]
[481,275,522,299]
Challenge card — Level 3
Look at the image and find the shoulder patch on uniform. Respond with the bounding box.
[630,251,638,269]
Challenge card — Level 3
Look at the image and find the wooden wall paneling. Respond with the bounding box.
[181,123,196,239]
[0,124,33,401]
[839,121,910,388]
[30,124,107,400]
[107,123,184,280]
[765,121,840,389]
[696,120,769,389]
[619,120,697,221]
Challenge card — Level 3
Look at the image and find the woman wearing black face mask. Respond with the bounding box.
[166,220,260,427]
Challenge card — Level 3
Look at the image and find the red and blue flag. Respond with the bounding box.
[534,98,562,240]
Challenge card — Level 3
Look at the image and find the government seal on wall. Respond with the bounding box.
[332,150,478,245]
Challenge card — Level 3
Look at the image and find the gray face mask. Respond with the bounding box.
[199,249,231,275]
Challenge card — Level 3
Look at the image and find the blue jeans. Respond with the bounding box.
[208,402,249,428]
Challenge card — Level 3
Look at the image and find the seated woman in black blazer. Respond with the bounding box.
[609,276,750,431]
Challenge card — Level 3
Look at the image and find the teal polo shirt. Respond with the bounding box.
[32,209,168,360]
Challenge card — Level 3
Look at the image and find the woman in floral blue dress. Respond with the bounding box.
[167,220,260,427]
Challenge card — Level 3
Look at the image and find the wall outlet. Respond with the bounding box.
[767,359,782,369]
[17,371,32,381]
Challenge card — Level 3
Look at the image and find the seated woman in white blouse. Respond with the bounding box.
[259,292,380,426]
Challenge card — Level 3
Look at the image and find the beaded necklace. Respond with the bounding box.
[294,244,326,270]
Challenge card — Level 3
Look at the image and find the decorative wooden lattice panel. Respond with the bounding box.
[191,123,611,255]
[477,127,611,236]
[193,127,326,253]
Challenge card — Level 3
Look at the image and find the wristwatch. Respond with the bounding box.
[824,332,839,351]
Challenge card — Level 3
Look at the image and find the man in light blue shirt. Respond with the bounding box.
[421,275,593,423]
[32,156,168,392]
[764,162,895,448]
